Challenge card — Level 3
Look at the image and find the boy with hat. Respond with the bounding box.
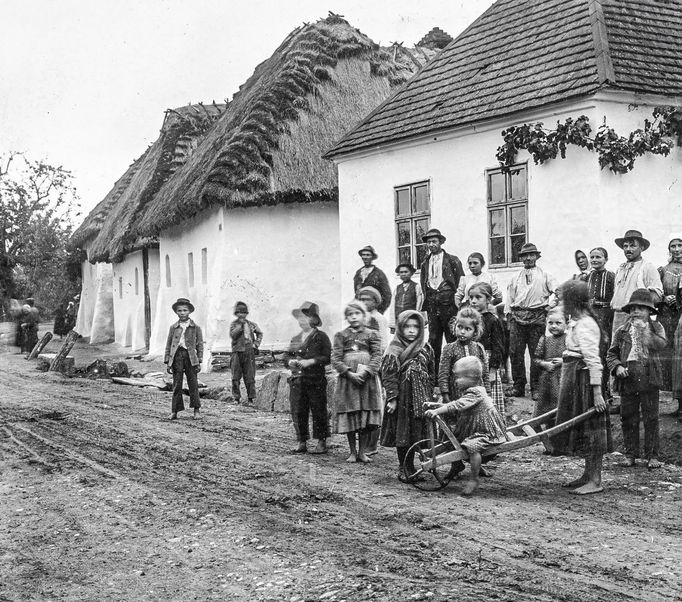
[607,289,667,468]
[353,245,392,314]
[504,242,557,398]
[387,263,424,333]
[285,302,332,454]
[610,229,663,338]
[229,301,263,404]
[164,298,204,420]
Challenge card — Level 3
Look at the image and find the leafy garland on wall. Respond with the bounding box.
[496,106,682,174]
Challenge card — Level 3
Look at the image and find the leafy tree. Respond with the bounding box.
[0,152,81,318]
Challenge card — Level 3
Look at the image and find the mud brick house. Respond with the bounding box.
[326,0,682,301]
[71,15,439,364]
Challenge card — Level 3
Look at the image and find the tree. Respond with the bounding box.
[0,152,81,318]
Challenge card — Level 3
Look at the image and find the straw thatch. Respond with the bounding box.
[73,103,224,262]
[136,15,436,236]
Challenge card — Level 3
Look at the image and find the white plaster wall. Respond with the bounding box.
[152,202,341,366]
[337,98,681,300]
[76,258,114,343]
[112,251,146,350]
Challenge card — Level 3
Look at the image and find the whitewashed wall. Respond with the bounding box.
[336,96,682,302]
[75,257,114,344]
[151,201,341,366]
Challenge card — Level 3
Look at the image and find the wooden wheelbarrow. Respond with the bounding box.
[403,407,597,491]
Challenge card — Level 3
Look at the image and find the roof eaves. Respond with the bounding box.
[588,0,616,85]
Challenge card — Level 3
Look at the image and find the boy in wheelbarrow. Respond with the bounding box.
[425,356,506,495]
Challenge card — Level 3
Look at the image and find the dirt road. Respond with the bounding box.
[1,350,681,601]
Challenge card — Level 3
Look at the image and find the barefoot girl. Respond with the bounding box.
[550,280,611,495]
[331,300,383,463]
[468,283,505,419]
[438,307,489,403]
[380,310,435,482]
[425,356,506,495]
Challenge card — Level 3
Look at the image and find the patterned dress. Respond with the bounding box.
[479,311,506,418]
[657,261,682,391]
[442,386,507,454]
[438,340,489,399]
[380,344,435,448]
[533,333,567,426]
[331,326,383,433]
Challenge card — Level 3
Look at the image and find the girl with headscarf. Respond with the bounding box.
[380,310,435,482]
[658,233,682,415]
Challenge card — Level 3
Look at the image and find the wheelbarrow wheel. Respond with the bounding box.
[403,439,463,491]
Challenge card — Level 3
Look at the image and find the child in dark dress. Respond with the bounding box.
[533,308,567,433]
[380,310,435,482]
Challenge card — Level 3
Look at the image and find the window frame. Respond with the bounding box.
[486,164,529,269]
[394,180,431,270]
[187,252,194,289]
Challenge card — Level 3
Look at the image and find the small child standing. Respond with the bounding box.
[356,286,389,351]
[425,356,506,495]
[438,307,490,403]
[380,310,435,482]
[164,298,204,420]
[533,308,567,432]
[229,301,263,404]
[606,289,667,469]
[387,263,424,333]
[468,283,506,419]
[332,300,383,463]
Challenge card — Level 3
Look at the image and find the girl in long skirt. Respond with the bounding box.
[551,280,611,495]
[331,301,383,463]
[380,310,435,481]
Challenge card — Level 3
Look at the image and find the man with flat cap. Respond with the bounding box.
[353,245,392,314]
[419,228,464,369]
[611,229,663,338]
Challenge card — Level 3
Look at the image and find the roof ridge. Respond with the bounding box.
[588,0,616,85]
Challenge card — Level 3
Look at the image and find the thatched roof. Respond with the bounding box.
[70,103,225,261]
[136,15,436,237]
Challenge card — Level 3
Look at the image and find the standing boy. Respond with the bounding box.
[230,301,263,404]
[388,263,424,333]
[164,298,204,420]
[607,289,667,469]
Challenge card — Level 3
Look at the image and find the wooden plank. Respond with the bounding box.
[28,332,53,360]
[508,409,557,432]
[49,330,79,372]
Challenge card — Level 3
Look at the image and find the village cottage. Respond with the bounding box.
[326,0,682,302]
[72,15,441,366]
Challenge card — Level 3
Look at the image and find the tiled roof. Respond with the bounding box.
[327,0,682,158]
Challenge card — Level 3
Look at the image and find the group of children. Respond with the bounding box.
[162,254,670,495]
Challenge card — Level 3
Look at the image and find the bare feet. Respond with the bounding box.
[479,466,493,478]
[569,482,604,495]
[620,455,636,467]
[309,440,327,454]
[365,449,379,456]
[193,409,200,419]
[169,413,178,420]
[357,453,373,464]
[647,458,662,469]
[461,478,479,496]
[292,442,307,453]
[345,453,358,463]
[562,475,588,488]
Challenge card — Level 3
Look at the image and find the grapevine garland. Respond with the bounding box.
[496,106,682,174]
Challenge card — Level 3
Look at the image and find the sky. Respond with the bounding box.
[0,0,494,219]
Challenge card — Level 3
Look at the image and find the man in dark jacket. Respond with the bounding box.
[419,228,464,369]
[353,245,392,314]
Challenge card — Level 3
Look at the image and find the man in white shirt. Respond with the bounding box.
[505,243,557,398]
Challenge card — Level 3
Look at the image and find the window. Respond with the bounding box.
[134,267,139,295]
[394,181,430,268]
[187,253,194,288]
[165,255,171,287]
[486,164,528,267]
[118,277,123,299]
[201,248,207,285]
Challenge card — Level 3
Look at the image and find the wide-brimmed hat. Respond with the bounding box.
[233,301,249,314]
[358,245,378,260]
[615,229,650,251]
[292,301,322,326]
[518,242,541,258]
[421,228,446,243]
[356,286,382,306]
[395,263,416,274]
[172,297,195,313]
[622,288,657,314]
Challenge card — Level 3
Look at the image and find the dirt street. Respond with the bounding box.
[1,337,682,601]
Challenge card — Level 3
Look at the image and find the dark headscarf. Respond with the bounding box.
[385,310,425,366]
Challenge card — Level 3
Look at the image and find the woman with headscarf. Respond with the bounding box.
[380,310,435,482]
[573,250,591,281]
[658,233,682,415]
